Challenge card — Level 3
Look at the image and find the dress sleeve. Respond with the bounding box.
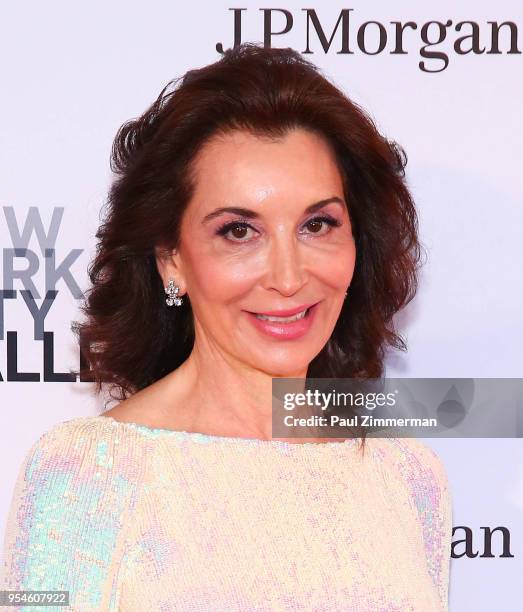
[392,437,453,611]
[0,418,149,611]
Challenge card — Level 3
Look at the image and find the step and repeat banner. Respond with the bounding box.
[1,1,522,610]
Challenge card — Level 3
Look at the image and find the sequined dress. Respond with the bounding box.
[1,415,452,611]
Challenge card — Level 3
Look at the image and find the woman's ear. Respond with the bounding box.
[154,246,186,295]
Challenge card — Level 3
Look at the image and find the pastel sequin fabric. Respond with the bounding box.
[1,416,452,611]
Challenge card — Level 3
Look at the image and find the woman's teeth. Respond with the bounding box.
[255,308,308,323]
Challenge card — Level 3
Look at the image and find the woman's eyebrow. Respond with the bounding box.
[201,197,345,224]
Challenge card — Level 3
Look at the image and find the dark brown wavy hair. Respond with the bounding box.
[72,43,423,413]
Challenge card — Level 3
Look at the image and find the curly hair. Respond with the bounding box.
[71,43,423,410]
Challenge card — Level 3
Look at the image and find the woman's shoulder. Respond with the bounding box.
[16,415,155,487]
[26,413,146,447]
[370,435,451,502]
[387,434,448,467]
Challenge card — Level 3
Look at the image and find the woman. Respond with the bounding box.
[1,44,452,610]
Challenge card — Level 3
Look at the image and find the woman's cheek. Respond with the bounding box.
[306,242,356,289]
[192,249,266,301]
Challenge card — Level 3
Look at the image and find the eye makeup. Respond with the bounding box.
[215,213,343,242]
[215,217,259,238]
[300,214,342,232]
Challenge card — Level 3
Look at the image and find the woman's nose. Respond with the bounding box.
[265,235,307,296]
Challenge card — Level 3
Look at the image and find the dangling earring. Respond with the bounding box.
[165,278,183,307]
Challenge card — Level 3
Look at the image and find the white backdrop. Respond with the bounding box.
[1,1,522,609]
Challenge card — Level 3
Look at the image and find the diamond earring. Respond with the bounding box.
[165,278,183,307]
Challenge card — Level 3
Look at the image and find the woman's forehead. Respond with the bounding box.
[187,128,345,213]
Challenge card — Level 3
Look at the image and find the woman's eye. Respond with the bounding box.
[217,222,256,242]
[216,215,341,243]
[301,216,341,235]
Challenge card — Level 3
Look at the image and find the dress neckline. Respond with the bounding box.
[94,415,361,450]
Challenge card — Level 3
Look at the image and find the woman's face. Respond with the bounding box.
[159,127,356,376]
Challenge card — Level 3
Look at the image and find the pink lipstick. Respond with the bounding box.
[245,302,319,340]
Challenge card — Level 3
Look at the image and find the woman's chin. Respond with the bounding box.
[249,355,313,378]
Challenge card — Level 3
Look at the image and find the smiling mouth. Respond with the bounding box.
[254,308,311,323]
[250,304,316,323]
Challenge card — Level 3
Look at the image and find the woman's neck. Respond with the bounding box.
[156,342,307,440]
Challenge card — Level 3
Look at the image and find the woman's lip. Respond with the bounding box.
[245,302,319,340]
[248,302,318,317]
